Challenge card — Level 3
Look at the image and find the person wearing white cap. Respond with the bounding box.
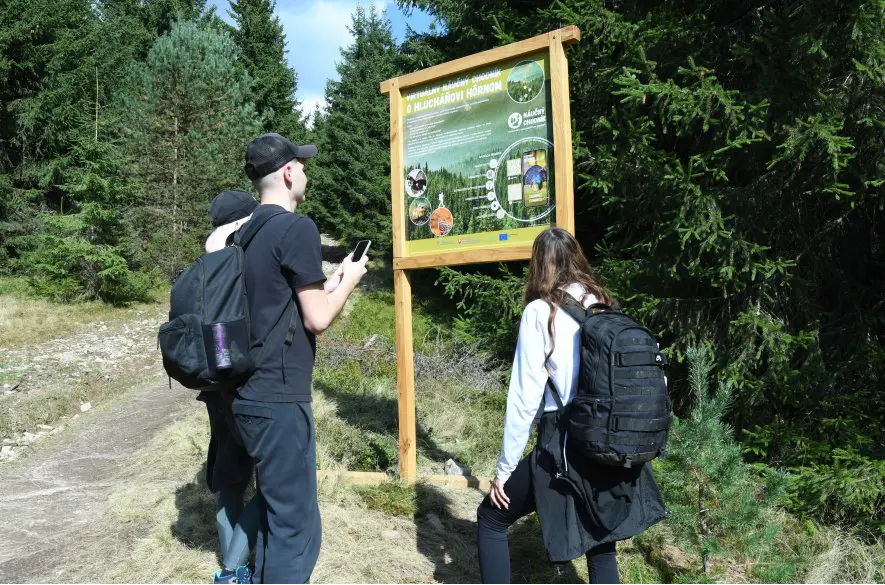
[205,189,259,253]
[201,189,262,584]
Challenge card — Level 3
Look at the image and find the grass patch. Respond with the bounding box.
[0,278,166,349]
[331,290,438,351]
[356,482,418,517]
[805,530,885,583]
[313,290,507,477]
[0,277,32,296]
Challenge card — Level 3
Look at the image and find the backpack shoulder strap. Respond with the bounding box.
[235,207,289,250]
[533,378,564,424]
[559,297,589,324]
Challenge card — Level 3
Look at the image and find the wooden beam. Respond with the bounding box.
[316,470,491,491]
[317,470,390,485]
[380,26,581,95]
[394,269,417,483]
[549,30,576,235]
[393,244,533,270]
[389,80,406,258]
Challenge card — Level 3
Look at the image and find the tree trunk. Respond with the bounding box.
[699,482,710,575]
[94,67,99,142]
[173,115,179,233]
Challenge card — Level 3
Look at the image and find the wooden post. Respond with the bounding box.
[394,269,417,483]
[388,79,418,483]
[549,30,576,235]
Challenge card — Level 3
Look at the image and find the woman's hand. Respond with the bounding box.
[489,477,511,510]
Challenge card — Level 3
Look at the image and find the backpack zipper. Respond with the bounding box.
[199,259,206,322]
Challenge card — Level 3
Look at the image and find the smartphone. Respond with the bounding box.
[352,239,371,262]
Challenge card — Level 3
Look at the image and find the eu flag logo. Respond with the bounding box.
[499,233,509,241]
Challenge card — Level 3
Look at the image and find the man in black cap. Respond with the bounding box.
[232,133,368,583]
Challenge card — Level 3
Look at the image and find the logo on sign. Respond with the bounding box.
[499,233,509,241]
[507,112,523,129]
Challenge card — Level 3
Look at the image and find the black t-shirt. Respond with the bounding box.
[239,204,325,402]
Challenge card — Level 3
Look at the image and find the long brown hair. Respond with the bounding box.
[524,227,613,371]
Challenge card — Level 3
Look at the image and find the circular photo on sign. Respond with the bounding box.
[409,197,431,226]
[405,168,428,198]
[507,60,544,103]
[430,207,454,237]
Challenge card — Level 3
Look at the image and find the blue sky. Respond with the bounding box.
[210,1,434,117]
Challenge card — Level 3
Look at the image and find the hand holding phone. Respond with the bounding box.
[324,240,370,294]
[336,239,369,288]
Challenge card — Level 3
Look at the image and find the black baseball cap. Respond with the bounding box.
[244,133,318,180]
[209,190,258,227]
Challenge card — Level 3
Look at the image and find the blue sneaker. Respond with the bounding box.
[213,569,237,584]
[213,564,253,584]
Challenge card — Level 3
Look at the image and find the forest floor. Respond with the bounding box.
[0,242,881,584]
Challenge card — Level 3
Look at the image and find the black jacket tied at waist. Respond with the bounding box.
[531,407,667,562]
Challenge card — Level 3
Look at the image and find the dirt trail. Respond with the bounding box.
[0,381,196,582]
[0,307,165,397]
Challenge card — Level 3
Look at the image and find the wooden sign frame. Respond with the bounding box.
[381,26,580,483]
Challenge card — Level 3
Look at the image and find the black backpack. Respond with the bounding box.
[158,208,295,390]
[556,301,671,468]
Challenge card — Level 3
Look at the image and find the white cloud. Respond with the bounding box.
[278,1,390,111]
[297,91,327,123]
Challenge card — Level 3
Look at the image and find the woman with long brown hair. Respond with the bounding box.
[477,227,666,583]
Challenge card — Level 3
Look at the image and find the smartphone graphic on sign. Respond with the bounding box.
[522,149,549,208]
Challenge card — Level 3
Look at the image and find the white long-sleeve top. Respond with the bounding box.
[495,283,597,483]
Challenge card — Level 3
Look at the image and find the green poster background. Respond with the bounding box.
[401,53,555,256]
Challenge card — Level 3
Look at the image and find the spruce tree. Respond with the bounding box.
[142,0,210,35]
[229,0,304,140]
[304,6,400,250]
[121,20,262,279]
[0,0,146,279]
[656,345,792,581]
[13,135,152,302]
[415,0,885,532]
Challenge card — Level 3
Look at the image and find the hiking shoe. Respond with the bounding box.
[213,569,238,584]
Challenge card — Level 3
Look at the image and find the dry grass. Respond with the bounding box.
[91,366,884,584]
[38,271,879,584]
[100,406,587,583]
[91,403,881,584]
[0,280,164,350]
[805,531,885,584]
[103,410,220,583]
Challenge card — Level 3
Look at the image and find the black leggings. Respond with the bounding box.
[477,455,619,584]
